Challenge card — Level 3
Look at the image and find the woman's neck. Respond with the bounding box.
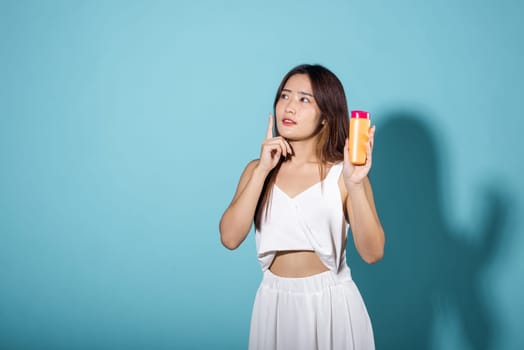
[287,138,320,165]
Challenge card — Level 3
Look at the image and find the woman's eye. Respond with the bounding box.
[301,97,310,103]
[280,93,288,99]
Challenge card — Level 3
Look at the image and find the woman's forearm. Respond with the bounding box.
[345,178,385,263]
[219,165,269,250]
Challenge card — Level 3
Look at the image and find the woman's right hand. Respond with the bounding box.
[257,114,292,174]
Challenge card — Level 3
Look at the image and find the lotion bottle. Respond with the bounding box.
[349,110,371,165]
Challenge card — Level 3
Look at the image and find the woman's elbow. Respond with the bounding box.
[219,221,243,250]
[363,249,384,264]
[363,235,385,264]
[220,234,241,250]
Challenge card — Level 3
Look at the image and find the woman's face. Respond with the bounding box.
[275,74,323,141]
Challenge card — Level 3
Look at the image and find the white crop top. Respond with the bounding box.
[255,162,350,275]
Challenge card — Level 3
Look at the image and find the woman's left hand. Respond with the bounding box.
[343,125,376,185]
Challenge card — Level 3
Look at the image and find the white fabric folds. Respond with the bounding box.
[249,269,374,350]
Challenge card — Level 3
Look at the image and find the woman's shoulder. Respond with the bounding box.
[246,159,260,170]
[247,159,260,167]
[239,159,260,177]
[326,160,344,172]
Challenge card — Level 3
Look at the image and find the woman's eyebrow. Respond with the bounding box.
[282,88,314,97]
[299,91,314,97]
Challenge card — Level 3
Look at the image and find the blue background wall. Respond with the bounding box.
[1,0,523,349]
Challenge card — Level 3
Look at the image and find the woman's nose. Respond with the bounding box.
[285,99,296,114]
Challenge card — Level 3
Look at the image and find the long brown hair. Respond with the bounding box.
[254,64,350,230]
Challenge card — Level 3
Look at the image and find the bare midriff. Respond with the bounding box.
[269,250,329,277]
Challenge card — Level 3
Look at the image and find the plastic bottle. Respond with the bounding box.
[349,110,371,165]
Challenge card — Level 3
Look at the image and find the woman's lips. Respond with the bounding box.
[282,118,296,126]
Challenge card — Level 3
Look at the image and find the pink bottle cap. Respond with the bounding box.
[351,110,370,119]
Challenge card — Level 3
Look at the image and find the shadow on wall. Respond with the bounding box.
[347,111,511,350]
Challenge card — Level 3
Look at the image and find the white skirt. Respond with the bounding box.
[249,269,375,350]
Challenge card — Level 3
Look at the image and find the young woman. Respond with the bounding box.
[219,64,385,350]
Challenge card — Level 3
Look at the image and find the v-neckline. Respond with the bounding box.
[274,163,338,200]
